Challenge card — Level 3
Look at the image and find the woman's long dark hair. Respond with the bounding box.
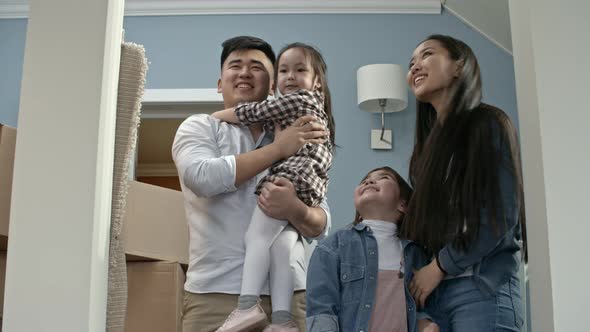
[276,42,336,148]
[400,35,527,261]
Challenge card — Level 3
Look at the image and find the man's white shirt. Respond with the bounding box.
[172,114,331,294]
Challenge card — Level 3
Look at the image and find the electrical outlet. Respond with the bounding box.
[371,129,392,149]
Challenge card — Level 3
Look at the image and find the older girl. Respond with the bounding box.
[306,166,439,332]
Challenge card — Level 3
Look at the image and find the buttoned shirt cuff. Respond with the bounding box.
[303,200,331,243]
[221,154,237,191]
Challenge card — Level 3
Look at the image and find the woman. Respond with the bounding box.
[401,34,527,331]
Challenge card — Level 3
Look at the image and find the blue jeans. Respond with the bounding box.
[426,275,523,332]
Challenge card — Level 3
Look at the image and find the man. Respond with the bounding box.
[172,36,331,332]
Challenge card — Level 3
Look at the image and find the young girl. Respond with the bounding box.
[401,35,526,331]
[306,166,439,332]
[212,42,335,332]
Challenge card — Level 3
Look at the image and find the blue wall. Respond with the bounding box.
[0,11,518,230]
[0,19,27,127]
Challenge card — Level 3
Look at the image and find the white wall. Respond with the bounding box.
[509,0,590,330]
[2,0,124,331]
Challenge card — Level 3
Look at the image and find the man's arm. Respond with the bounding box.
[257,177,329,239]
[211,107,239,124]
[172,115,238,197]
[171,115,296,196]
[234,141,284,187]
[254,113,331,238]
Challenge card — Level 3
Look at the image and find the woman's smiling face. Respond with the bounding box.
[407,39,461,107]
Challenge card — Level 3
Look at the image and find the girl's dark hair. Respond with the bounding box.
[354,166,413,225]
[276,42,336,148]
[400,35,527,261]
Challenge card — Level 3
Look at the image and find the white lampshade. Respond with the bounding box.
[357,64,407,113]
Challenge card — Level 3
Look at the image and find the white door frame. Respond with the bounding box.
[3,0,124,331]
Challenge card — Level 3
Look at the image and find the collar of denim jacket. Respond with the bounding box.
[353,222,369,231]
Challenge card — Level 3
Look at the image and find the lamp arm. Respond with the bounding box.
[379,99,386,140]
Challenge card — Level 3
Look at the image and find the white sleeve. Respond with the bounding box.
[172,114,237,197]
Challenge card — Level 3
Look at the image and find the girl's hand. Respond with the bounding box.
[273,115,327,159]
[211,108,239,123]
[409,259,445,308]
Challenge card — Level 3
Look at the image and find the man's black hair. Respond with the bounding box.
[220,36,276,69]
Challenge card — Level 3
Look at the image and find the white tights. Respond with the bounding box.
[240,205,299,313]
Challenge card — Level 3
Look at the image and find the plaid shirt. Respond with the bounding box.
[235,89,332,207]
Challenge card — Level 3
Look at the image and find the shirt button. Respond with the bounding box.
[365,304,371,308]
[342,274,347,280]
[369,251,375,255]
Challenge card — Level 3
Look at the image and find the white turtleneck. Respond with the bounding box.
[363,220,403,271]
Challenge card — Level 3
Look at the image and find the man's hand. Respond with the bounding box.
[259,177,327,238]
[273,115,327,159]
[409,259,445,308]
[258,177,303,222]
[211,108,239,123]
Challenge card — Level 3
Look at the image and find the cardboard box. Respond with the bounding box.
[0,124,17,251]
[125,261,184,332]
[122,180,189,264]
[0,251,7,319]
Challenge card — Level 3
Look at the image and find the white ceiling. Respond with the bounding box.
[0,0,441,18]
[1,0,511,53]
[443,0,512,53]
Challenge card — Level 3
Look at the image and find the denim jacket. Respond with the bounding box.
[306,223,428,332]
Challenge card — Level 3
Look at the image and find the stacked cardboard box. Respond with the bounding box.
[0,250,6,327]
[0,123,189,331]
[122,180,189,264]
[126,260,184,332]
[0,124,16,325]
[0,124,16,251]
[122,180,188,332]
